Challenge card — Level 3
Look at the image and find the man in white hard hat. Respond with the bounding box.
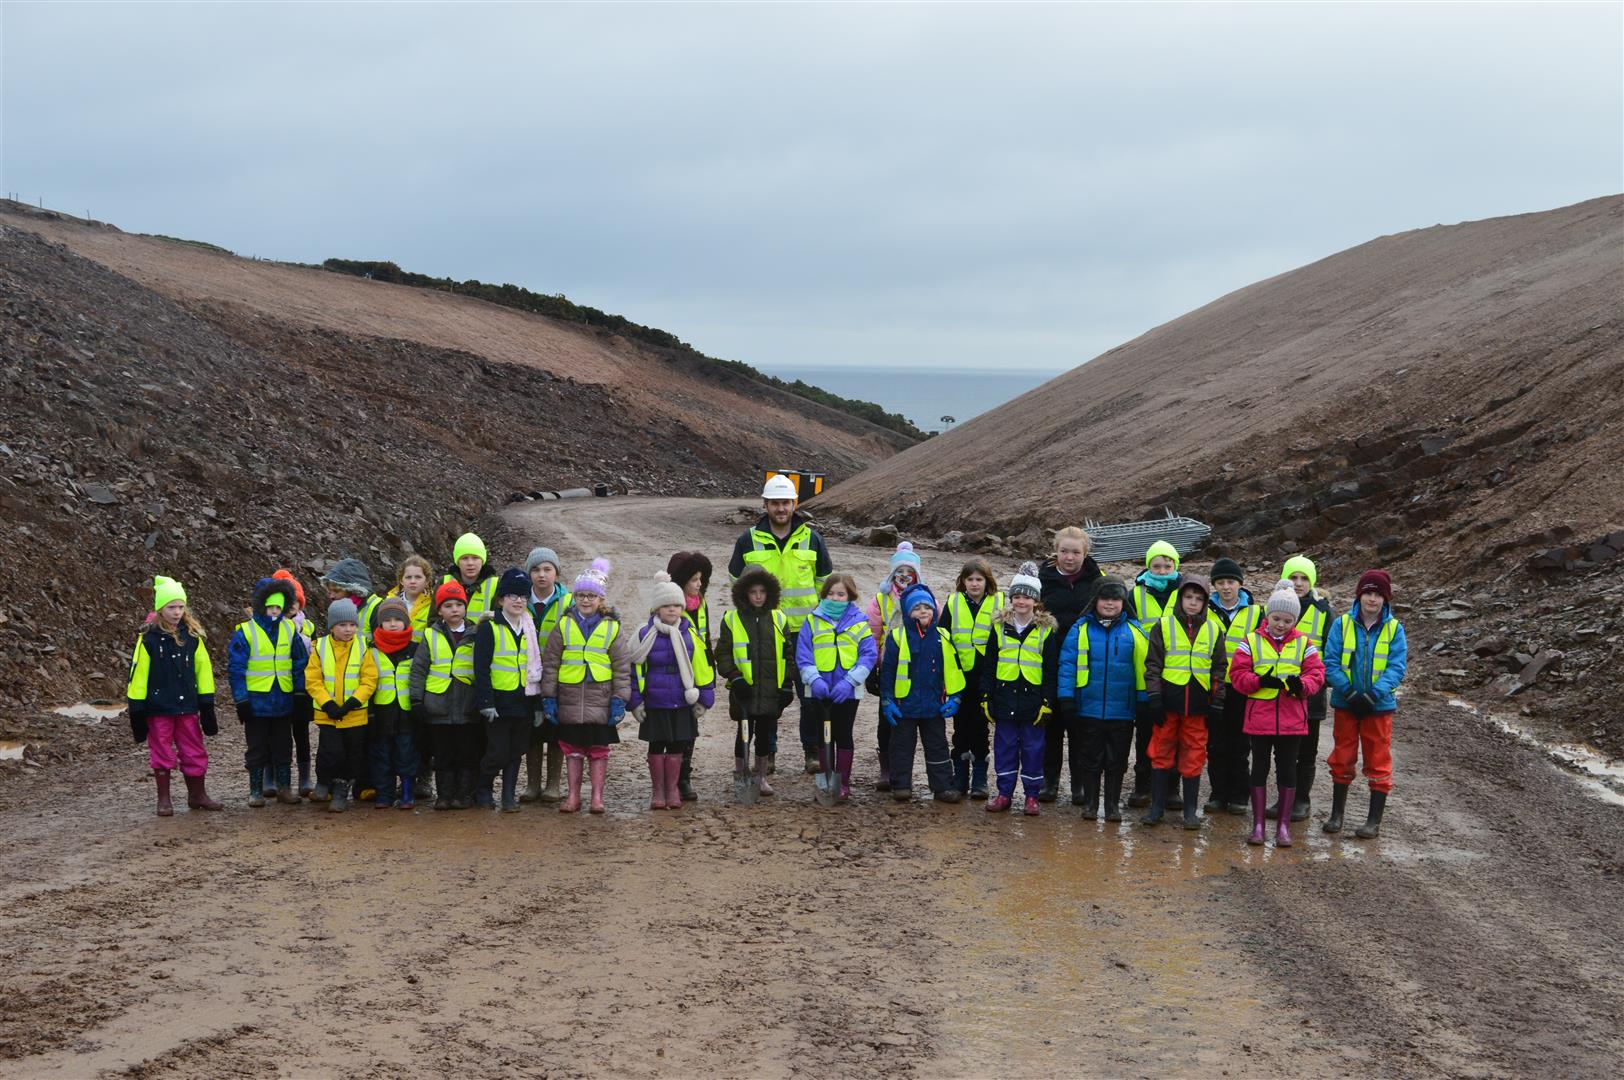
[728,473,834,772]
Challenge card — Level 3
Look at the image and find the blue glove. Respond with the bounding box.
[542,698,559,724]
[942,694,960,719]
[799,666,821,690]
[609,697,626,724]
[882,700,902,727]
[829,679,853,705]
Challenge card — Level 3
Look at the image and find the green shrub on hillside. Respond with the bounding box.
[320,258,924,441]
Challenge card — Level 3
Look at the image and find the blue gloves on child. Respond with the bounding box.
[829,679,854,704]
[882,700,902,726]
[609,697,627,724]
[542,698,559,724]
[941,694,961,719]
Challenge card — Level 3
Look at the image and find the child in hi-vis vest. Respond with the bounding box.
[878,583,967,803]
[127,576,223,816]
[1142,576,1227,829]
[981,563,1055,816]
[305,598,378,813]
[1323,570,1408,839]
[540,559,633,814]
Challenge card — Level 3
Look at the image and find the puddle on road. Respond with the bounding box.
[1,741,25,761]
[53,702,125,725]
[1449,697,1624,808]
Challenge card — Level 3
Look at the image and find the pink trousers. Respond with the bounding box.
[148,713,209,777]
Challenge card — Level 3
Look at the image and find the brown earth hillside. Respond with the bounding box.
[813,194,1624,584]
[0,216,902,713]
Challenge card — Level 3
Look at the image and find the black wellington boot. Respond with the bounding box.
[1323,783,1350,834]
[1181,777,1202,829]
[1355,791,1387,839]
[1139,769,1167,826]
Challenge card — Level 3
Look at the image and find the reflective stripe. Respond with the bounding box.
[724,608,787,687]
[443,574,498,621]
[238,618,295,693]
[1338,615,1397,680]
[372,648,411,706]
[742,526,818,631]
[809,615,865,673]
[1245,633,1308,700]
[890,626,967,698]
[422,628,460,693]
[1131,584,1167,625]
[947,593,1006,671]
[490,620,525,692]
[1158,614,1220,690]
[1296,602,1329,648]
[1220,605,1264,669]
[993,622,1050,685]
[316,636,364,702]
[684,603,714,686]
[558,618,619,683]
[1070,621,1149,691]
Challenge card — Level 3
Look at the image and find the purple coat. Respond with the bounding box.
[796,603,879,701]
[628,618,716,713]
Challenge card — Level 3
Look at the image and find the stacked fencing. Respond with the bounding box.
[1085,511,1212,562]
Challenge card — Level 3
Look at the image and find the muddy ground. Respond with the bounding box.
[2,498,1621,1078]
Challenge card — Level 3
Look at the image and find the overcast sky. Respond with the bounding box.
[3,2,1620,374]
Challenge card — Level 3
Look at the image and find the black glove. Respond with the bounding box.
[1137,699,1161,726]
[1284,675,1305,698]
[342,696,362,714]
[127,700,149,744]
[1350,690,1376,716]
[1208,702,1224,724]
[778,688,795,709]
[321,700,346,719]
[1254,674,1285,691]
[235,700,254,725]
[198,701,218,737]
[1058,699,1077,722]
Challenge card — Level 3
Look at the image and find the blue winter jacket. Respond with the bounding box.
[1056,614,1147,722]
[227,613,310,718]
[880,618,952,720]
[1324,606,1408,714]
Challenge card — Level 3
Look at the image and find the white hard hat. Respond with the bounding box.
[762,473,799,501]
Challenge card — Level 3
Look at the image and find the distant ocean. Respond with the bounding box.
[764,365,1057,432]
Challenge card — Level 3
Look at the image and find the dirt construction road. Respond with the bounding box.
[2,497,1621,1078]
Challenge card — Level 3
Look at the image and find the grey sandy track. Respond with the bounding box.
[1,497,1618,1078]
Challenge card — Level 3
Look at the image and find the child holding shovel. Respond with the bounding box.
[797,574,877,804]
[715,567,794,797]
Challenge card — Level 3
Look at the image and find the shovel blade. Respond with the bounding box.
[813,773,837,806]
[735,768,759,805]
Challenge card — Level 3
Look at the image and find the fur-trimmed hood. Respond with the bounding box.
[730,566,781,612]
[997,607,1056,633]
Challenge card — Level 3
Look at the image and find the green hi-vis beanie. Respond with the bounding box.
[153,575,187,612]
[453,532,487,563]
[1282,554,1318,589]
[1144,540,1181,570]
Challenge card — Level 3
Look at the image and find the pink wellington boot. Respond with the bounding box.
[663,753,683,810]
[560,755,584,813]
[154,770,174,817]
[986,794,1012,812]
[836,750,853,803]
[1023,796,1040,816]
[588,757,608,814]
[1275,787,1296,847]
[649,754,667,810]
[1248,786,1268,845]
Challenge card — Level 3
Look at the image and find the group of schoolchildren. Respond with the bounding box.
[127,525,1408,844]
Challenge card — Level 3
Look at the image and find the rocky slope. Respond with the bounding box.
[815,194,1624,754]
[0,219,902,711]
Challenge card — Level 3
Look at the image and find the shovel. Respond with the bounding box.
[734,716,760,804]
[813,714,837,807]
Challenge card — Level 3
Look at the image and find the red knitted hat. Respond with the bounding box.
[1356,569,1392,603]
[435,581,468,609]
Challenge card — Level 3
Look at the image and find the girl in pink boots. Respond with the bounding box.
[540,559,632,814]
[628,573,715,810]
[1228,579,1327,847]
[126,576,223,816]
[799,574,877,803]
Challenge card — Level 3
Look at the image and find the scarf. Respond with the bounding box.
[627,618,699,704]
[684,593,701,613]
[816,598,850,621]
[1140,571,1179,590]
[372,625,414,654]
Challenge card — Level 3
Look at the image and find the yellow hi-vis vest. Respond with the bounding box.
[947,592,1007,671]
[723,608,787,687]
[1219,604,1265,679]
[128,630,215,703]
[357,595,381,644]
[889,625,967,699]
[683,602,714,686]
[634,622,709,695]
[1158,614,1220,691]
[992,621,1050,684]
[1131,583,1171,626]
[809,612,868,672]
[443,573,498,622]
[531,587,571,649]
[1338,615,1398,679]
[316,636,364,702]
[371,647,412,708]
[238,618,295,693]
[490,619,526,692]
[742,525,819,632]
[558,617,619,683]
[421,626,472,694]
[1245,632,1309,700]
[1296,598,1329,648]
[1070,621,1149,690]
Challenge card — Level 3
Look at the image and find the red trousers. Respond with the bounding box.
[1148,712,1207,778]
[1327,709,1393,793]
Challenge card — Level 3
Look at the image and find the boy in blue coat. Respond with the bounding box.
[227,578,311,806]
[1323,569,1409,838]
[1056,578,1149,821]
[879,583,967,802]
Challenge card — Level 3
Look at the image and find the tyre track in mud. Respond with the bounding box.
[1,497,1618,1077]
